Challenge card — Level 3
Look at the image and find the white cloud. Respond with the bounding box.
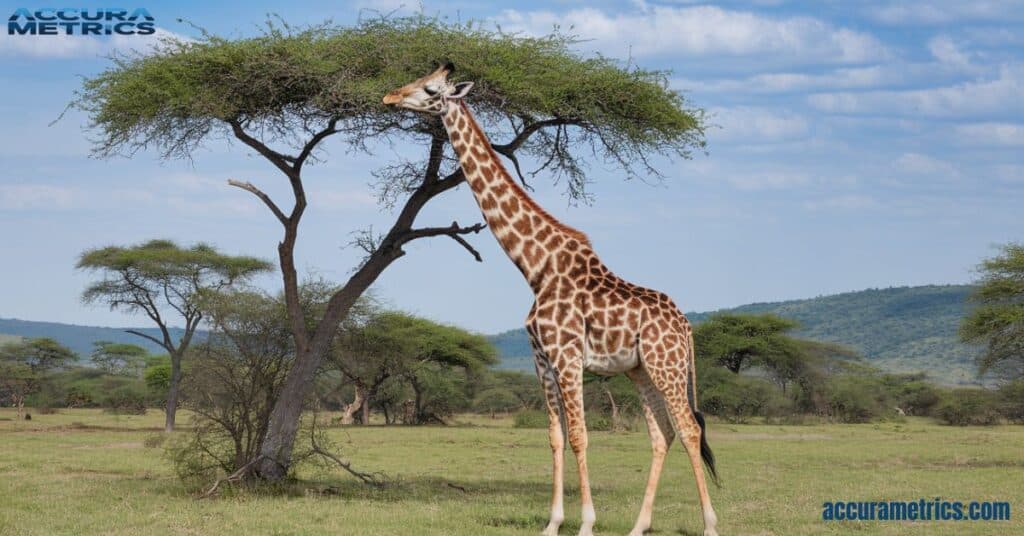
[894,153,960,177]
[495,5,887,63]
[808,63,1024,117]
[954,122,1024,146]
[311,190,378,210]
[676,65,889,93]
[869,1,1023,25]
[724,171,812,191]
[992,164,1024,182]
[0,28,191,59]
[709,107,810,143]
[804,194,881,211]
[0,184,75,210]
[928,35,971,68]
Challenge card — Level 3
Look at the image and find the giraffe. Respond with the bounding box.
[383,63,720,536]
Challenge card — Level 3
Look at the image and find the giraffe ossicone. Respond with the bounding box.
[384,63,720,536]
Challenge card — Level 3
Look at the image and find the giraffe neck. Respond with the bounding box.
[442,101,588,292]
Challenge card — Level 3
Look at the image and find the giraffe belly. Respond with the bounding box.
[583,339,640,376]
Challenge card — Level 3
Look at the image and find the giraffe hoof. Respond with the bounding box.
[541,525,560,536]
[703,529,719,536]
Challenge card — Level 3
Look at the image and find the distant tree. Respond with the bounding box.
[77,239,273,432]
[960,243,1024,380]
[332,311,497,425]
[91,341,148,377]
[75,17,705,479]
[695,314,800,374]
[0,338,76,418]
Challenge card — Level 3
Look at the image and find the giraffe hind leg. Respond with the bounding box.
[640,344,719,536]
[625,366,675,536]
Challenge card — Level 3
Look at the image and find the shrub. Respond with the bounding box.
[936,389,1001,426]
[894,381,942,416]
[472,387,522,414]
[703,375,784,423]
[513,409,549,429]
[825,376,886,423]
[101,384,149,415]
[997,381,1024,423]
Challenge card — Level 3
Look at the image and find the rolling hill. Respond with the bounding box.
[487,285,983,386]
[0,318,190,358]
[2,285,982,385]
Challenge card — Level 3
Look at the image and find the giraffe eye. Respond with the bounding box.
[424,86,439,96]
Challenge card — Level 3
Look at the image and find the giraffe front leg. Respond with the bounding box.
[555,358,595,536]
[540,367,565,536]
[532,346,565,536]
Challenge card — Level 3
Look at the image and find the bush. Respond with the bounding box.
[513,409,549,429]
[472,387,522,414]
[936,389,1001,426]
[101,384,148,415]
[825,376,887,423]
[703,375,786,423]
[893,380,942,416]
[997,381,1024,424]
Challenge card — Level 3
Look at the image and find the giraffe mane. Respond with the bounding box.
[458,101,592,247]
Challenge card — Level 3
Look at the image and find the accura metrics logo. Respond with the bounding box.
[8,8,155,36]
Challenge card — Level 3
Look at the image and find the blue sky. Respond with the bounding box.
[0,0,1021,334]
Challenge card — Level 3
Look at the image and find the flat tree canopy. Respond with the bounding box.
[76,16,705,197]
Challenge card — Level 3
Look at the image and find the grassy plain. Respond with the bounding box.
[0,409,1019,535]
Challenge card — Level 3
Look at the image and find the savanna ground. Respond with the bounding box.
[0,409,1019,535]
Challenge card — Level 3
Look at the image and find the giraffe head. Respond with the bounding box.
[382,62,474,114]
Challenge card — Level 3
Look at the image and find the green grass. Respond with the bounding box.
[0,409,1020,535]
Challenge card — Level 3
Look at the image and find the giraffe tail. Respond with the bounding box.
[687,328,720,487]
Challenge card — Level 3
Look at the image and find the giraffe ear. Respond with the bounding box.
[449,81,474,99]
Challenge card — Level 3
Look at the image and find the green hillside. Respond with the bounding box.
[487,285,982,386]
[0,318,188,358]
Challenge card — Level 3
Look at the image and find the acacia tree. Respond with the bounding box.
[75,17,706,479]
[695,314,800,374]
[77,240,273,432]
[331,310,496,425]
[91,341,148,376]
[961,242,1024,381]
[0,338,76,418]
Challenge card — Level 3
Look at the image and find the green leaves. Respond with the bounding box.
[960,243,1024,379]
[74,16,705,197]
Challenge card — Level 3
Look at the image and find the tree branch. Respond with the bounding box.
[124,329,166,350]
[294,117,340,172]
[491,117,582,191]
[228,179,288,225]
[400,221,487,262]
[228,119,296,178]
[491,117,581,154]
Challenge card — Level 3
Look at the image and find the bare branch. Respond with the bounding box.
[491,117,581,154]
[199,455,266,499]
[308,413,385,487]
[124,329,169,352]
[227,119,296,177]
[294,117,341,171]
[400,221,487,262]
[228,179,288,225]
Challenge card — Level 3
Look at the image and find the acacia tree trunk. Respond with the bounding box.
[339,385,367,425]
[360,395,370,425]
[603,385,621,431]
[165,352,183,433]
